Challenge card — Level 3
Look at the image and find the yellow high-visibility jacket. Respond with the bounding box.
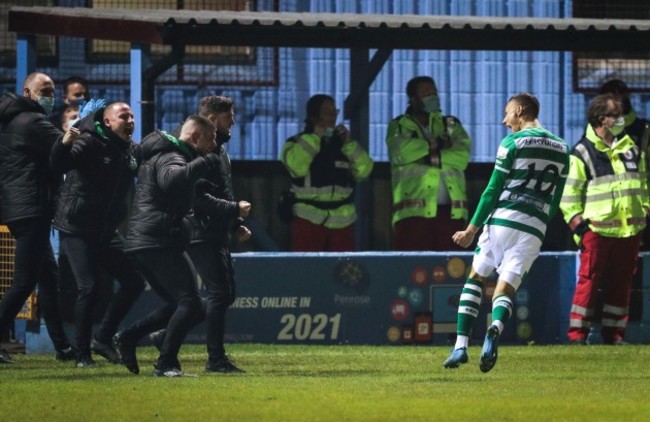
[560,125,650,241]
[386,112,471,225]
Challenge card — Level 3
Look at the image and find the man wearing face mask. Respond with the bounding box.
[386,76,471,251]
[280,94,373,251]
[50,102,146,368]
[0,72,75,364]
[598,79,649,149]
[598,79,650,252]
[50,76,90,131]
[560,94,649,346]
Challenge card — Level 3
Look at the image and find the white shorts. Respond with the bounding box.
[472,224,542,290]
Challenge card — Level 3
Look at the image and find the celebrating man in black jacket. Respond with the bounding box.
[50,102,146,368]
[115,115,219,377]
[0,72,75,364]
[187,96,251,372]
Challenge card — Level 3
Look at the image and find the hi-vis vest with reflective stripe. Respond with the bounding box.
[560,125,650,239]
[386,112,471,225]
[280,132,373,229]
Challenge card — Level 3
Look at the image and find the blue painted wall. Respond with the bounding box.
[4,0,650,162]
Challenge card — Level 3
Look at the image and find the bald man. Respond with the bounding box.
[50,101,145,368]
[0,72,75,364]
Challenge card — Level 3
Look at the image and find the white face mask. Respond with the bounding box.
[322,127,334,138]
[610,116,626,136]
[37,95,55,114]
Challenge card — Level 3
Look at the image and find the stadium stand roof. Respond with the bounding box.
[8,6,650,52]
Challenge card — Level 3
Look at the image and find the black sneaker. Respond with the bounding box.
[55,347,77,362]
[205,355,245,373]
[149,329,165,352]
[76,355,98,368]
[0,348,14,364]
[91,338,122,364]
[113,331,139,375]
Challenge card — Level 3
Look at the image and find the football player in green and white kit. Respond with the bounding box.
[443,93,570,372]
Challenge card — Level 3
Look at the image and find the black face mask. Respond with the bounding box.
[217,131,231,144]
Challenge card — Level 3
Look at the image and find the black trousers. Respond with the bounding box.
[0,218,70,351]
[60,232,145,358]
[127,248,204,370]
[186,243,236,361]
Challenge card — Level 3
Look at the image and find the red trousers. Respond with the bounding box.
[393,206,465,251]
[291,217,355,252]
[568,230,641,343]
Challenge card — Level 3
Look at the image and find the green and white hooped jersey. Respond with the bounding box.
[471,127,570,242]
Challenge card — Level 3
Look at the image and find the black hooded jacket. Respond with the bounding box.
[0,91,63,224]
[124,130,216,252]
[50,108,140,241]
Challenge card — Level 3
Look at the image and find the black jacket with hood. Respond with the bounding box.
[0,91,63,224]
[50,108,140,241]
[124,129,217,252]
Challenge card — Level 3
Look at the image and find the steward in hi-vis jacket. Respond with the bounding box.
[560,93,650,346]
[386,76,471,251]
[281,94,373,251]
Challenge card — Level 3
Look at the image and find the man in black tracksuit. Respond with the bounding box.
[187,96,251,372]
[0,73,74,364]
[115,115,219,377]
[49,102,145,368]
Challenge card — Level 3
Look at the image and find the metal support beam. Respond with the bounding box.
[15,34,36,94]
[135,43,185,137]
[142,43,185,135]
[343,49,392,122]
[130,43,150,142]
[347,48,392,250]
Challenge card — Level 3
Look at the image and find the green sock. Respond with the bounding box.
[456,278,484,336]
[492,294,513,333]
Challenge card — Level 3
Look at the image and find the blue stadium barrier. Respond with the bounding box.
[23,251,650,353]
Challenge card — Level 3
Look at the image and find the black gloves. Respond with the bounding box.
[573,220,590,237]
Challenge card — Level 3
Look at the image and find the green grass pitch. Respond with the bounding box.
[1,344,649,421]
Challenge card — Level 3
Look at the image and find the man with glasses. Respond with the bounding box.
[560,93,649,346]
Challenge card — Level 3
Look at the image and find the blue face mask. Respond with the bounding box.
[422,95,441,114]
[37,96,55,114]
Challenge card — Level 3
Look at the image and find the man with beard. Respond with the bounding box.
[0,72,75,364]
[187,96,251,372]
[50,101,145,368]
[386,76,471,251]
